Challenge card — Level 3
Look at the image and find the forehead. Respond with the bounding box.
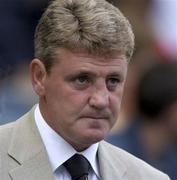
[53,48,128,74]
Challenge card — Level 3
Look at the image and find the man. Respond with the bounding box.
[0,0,170,179]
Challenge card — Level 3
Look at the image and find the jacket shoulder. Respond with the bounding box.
[99,141,170,180]
[0,107,34,150]
[0,122,15,149]
[0,109,35,180]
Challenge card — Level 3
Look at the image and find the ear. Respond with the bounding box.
[30,59,47,97]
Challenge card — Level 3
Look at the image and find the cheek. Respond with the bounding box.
[60,90,89,112]
[117,85,125,103]
[110,98,121,114]
[110,90,124,113]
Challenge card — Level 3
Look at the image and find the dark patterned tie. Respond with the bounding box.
[63,154,90,180]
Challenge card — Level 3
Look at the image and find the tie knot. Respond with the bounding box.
[63,154,90,180]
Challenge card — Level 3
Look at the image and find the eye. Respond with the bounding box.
[73,75,91,89]
[106,77,120,91]
[76,75,88,84]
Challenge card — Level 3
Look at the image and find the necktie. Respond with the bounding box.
[63,154,90,180]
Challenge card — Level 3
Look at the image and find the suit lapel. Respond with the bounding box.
[98,141,127,180]
[9,152,54,180]
[8,106,54,180]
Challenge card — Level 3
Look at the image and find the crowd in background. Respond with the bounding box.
[0,0,48,123]
[0,0,177,179]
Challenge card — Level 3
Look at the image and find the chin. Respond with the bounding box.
[83,129,107,144]
[73,131,107,151]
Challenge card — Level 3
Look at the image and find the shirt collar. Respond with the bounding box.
[34,104,100,177]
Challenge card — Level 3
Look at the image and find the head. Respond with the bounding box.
[136,62,177,122]
[31,0,134,151]
[135,62,177,152]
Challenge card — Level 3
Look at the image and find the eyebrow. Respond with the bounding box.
[64,71,95,80]
[65,69,123,80]
[67,69,96,76]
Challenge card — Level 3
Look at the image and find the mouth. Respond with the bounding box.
[82,116,109,120]
[78,117,110,131]
[79,111,111,122]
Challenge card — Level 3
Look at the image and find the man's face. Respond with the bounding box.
[33,49,128,151]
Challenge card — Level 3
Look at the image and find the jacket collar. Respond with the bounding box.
[8,106,54,180]
[98,141,127,180]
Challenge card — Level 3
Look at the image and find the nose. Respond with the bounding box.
[89,87,110,110]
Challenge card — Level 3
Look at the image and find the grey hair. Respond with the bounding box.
[34,0,135,72]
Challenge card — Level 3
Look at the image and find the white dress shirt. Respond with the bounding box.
[34,104,100,180]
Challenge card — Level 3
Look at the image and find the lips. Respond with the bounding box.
[80,111,111,120]
[78,108,112,121]
[83,116,109,119]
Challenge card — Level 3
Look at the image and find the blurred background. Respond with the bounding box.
[0,0,177,179]
[0,0,49,124]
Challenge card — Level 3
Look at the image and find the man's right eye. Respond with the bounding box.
[73,75,90,89]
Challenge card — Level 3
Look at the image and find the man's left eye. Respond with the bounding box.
[106,78,120,90]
